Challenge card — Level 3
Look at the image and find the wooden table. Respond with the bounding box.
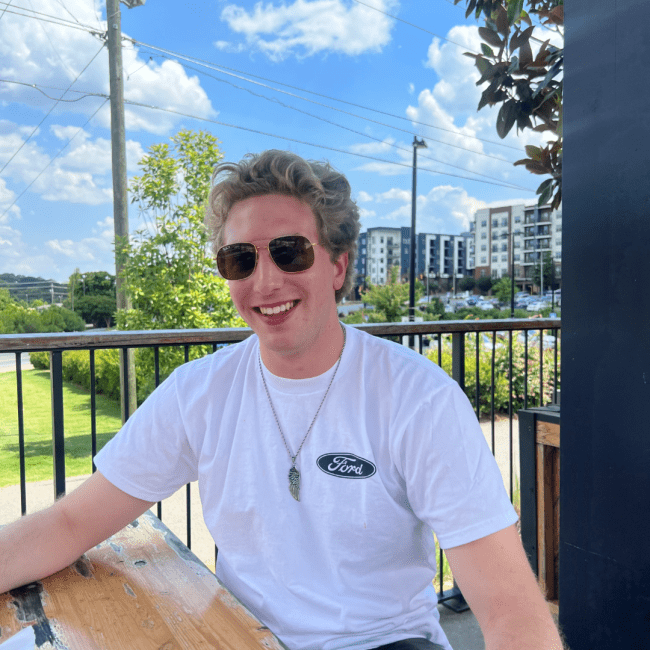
[0,511,287,649]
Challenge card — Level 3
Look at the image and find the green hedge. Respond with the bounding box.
[427,332,558,416]
[29,345,216,405]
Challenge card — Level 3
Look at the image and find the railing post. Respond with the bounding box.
[451,332,465,390]
[50,351,66,499]
[443,331,469,612]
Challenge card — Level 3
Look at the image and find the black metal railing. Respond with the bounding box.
[0,318,560,606]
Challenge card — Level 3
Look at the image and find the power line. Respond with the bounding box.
[0,44,106,175]
[133,39,521,153]
[121,96,533,192]
[350,0,481,55]
[126,51,528,190]
[0,97,109,221]
[0,77,533,193]
[142,47,521,167]
[0,2,102,36]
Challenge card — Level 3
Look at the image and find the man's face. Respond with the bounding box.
[222,194,347,373]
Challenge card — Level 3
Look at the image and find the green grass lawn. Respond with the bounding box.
[0,370,123,487]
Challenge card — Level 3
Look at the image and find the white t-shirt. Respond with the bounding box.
[95,324,517,650]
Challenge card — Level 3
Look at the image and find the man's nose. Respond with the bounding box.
[253,248,284,289]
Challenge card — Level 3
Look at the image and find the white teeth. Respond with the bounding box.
[260,301,295,315]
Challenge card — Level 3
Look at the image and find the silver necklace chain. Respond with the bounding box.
[258,323,347,502]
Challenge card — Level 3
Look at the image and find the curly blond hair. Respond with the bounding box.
[206,150,360,303]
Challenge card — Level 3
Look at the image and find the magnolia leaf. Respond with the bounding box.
[536,178,553,195]
[481,43,495,57]
[525,161,550,175]
[519,39,533,67]
[510,25,534,53]
[538,180,553,206]
[525,145,543,161]
[495,4,509,36]
[496,100,517,138]
[513,158,529,166]
[550,5,564,25]
[507,0,525,26]
[479,26,504,48]
[475,56,490,76]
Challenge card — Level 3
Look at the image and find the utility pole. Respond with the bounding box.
[106,0,144,421]
[107,0,129,311]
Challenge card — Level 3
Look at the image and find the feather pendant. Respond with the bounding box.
[288,466,300,501]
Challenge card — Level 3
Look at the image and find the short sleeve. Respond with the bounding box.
[396,382,518,549]
[94,370,199,502]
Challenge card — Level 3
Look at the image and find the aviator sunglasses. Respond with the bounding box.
[216,235,320,281]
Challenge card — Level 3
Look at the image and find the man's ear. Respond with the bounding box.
[333,252,349,291]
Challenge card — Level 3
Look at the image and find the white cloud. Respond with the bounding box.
[46,216,115,261]
[375,188,411,203]
[0,1,215,135]
[219,0,398,61]
[357,191,373,203]
[0,178,22,223]
[349,138,396,156]
[1,122,146,206]
[361,183,485,234]
[408,83,415,94]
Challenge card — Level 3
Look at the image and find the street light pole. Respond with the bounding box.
[510,231,515,318]
[409,137,427,323]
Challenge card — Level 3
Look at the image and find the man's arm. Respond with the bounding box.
[444,524,563,650]
[0,471,155,594]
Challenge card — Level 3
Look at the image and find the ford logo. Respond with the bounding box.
[317,453,376,479]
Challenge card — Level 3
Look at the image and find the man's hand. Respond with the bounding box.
[0,471,154,594]
[444,524,563,650]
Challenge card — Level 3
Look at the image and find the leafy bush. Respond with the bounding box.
[29,350,50,370]
[427,332,558,416]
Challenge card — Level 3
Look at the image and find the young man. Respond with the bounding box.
[0,151,562,650]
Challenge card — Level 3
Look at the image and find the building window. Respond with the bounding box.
[501,254,507,262]
[555,252,561,259]
[480,257,487,264]
[380,237,384,243]
[556,225,562,232]
[501,217,508,226]
[481,219,487,227]
[481,244,486,251]
[515,215,521,223]
[501,243,507,252]
[492,256,498,263]
[481,233,487,239]
[514,254,520,261]
[492,244,498,252]
[492,219,498,227]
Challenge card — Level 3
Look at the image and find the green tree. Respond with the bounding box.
[493,275,513,303]
[67,270,117,327]
[477,275,493,294]
[459,276,476,292]
[531,251,558,290]
[362,266,423,323]
[456,0,563,209]
[116,130,245,401]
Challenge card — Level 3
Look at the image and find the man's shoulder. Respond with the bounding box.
[172,334,257,384]
[346,324,453,389]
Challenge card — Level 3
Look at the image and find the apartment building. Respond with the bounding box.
[354,226,473,291]
[472,203,562,288]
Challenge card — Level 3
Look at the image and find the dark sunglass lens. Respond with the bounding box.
[217,244,256,280]
[270,236,314,272]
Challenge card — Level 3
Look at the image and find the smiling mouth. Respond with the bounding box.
[256,300,298,316]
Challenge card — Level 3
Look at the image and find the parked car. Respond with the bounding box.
[527,301,547,312]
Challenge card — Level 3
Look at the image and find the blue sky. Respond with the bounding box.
[0,0,556,284]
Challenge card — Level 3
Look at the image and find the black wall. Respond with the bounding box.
[561,1,650,647]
